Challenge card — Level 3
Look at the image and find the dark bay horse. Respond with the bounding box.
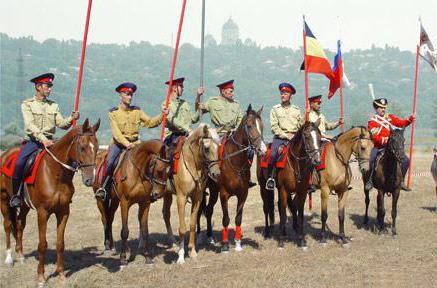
[363,128,405,236]
[204,105,267,253]
[170,124,221,264]
[257,121,321,249]
[316,127,373,246]
[0,119,99,286]
[92,140,170,267]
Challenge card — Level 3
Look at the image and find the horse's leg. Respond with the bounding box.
[119,199,130,267]
[55,209,70,281]
[96,199,110,251]
[188,198,202,258]
[295,186,308,249]
[138,202,153,264]
[260,184,272,239]
[376,189,386,233]
[277,186,288,248]
[205,182,219,243]
[364,186,370,228]
[0,195,14,266]
[15,205,30,262]
[220,191,231,253]
[162,192,176,246]
[234,190,248,252]
[391,189,400,237]
[36,209,49,285]
[337,190,350,247]
[176,193,187,264]
[107,198,119,252]
[320,184,329,246]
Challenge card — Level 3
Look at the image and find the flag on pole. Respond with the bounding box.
[328,40,343,98]
[300,20,333,79]
[419,20,437,71]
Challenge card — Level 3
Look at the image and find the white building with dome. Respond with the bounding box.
[221,17,240,45]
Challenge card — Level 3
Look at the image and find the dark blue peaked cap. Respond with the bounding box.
[278,82,296,94]
[115,82,137,93]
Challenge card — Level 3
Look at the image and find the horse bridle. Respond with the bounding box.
[198,136,220,180]
[289,124,321,163]
[146,155,170,187]
[385,133,405,163]
[350,127,373,168]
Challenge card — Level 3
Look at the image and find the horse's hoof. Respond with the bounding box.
[120,264,127,271]
[320,241,327,248]
[207,237,215,245]
[221,243,230,254]
[4,259,13,267]
[342,242,351,249]
[16,257,25,264]
[145,257,154,266]
[37,282,47,288]
[235,240,243,252]
[177,257,185,264]
[392,234,398,240]
[58,273,66,282]
[278,240,284,249]
[299,245,308,251]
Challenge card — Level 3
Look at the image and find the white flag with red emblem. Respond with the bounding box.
[419,19,437,71]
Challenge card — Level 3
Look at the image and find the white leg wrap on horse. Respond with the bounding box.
[235,240,243,252]
[5,249,13,266]
[177,248,185,264]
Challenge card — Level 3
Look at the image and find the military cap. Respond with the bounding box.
[217,80,234,90]
[115,82,137,94]
[309,95,322,103]
[373,98,388,108]
[165,77,185,86]
[278,82,296,94]
[30,73,55,86]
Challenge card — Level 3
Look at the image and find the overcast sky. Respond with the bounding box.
[2,0,436,52]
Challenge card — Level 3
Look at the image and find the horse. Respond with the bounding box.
[0,119,99,286]
[316,126,373,246]
[257,121,322,249]
[169,124,221,264]
[430,147,437,211]
[363,128,405,236]
[204,104,267,253]
[95,139,170,267]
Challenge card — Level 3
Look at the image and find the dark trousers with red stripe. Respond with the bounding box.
[12,140,43,194]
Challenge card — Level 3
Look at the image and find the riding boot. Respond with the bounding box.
[95,176,111,200]
[9,178,23,208]
[265,165,276,190]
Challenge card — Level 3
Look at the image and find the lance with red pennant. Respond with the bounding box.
[198,0,206,123]
[160,0,189,140]
[73,0,93,127]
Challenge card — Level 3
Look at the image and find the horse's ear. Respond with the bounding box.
[256,106,263,116]
[246,104,253,114]
[82,118,90,132]
[203,123,209,136]
[92,118,100,133]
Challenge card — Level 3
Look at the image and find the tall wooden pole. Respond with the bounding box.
[303,16,312,210]
[199,0,206,123]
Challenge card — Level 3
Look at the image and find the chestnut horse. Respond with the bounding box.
[0,119,99,286]
[315,127,373,246]
[363,128,405,236]
[204,105,267,253]
[170,124,221,264]
[257,121,321,249]
[92,139,170,267]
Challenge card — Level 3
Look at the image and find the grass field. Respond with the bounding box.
[1,151,436,288]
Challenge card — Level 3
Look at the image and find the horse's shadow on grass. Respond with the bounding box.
[421,206,437,213]
[195,228,261,254]
[349,213,388,234]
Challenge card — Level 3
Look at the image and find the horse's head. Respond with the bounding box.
[149,143,171,200]
[240,104,267,156]
[73,118,100,187]
[387,127,406,162]
[350,126,374,173]
[199,124,221,181]
[300,120,322,166]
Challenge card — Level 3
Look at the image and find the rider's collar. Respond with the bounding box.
[220,95,234,102]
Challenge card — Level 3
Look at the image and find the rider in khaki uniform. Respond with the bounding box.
[95,82,167,200]
[266,82,303,189]
[308,95,343,140]
[10,73,80,207]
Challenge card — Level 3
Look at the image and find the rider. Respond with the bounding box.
[95,82,168,200]
[265,82,303,190]
[197,80,256,188]
[10,73,80,208]
[365,98,415,191]
[308,95,343,140]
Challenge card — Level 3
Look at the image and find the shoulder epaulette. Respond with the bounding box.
[291,105,301,110]
[130,105,140,110]
[22,98,34,103]
[273,104,281,108]
[109,107,119,112]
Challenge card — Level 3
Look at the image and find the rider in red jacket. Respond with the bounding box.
[366,98,415,191]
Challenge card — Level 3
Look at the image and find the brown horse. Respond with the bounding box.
[257,121,321,249]
[204,104,267,253]
[170,124,221,264]
[0,119,99,286]
[363,128,405,236]
[93,139,170,267]
[316,127,373,246]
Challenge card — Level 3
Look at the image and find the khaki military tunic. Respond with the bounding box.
[270,104,303,140]
[163,97,199,138]
[308,110,339,137]
[200,96,242,135]
[22,97,73,142]
[109,104,162,147]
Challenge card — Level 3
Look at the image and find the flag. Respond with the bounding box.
[328,40,343,98]
[301,20,334,79]
[419,20,437,71]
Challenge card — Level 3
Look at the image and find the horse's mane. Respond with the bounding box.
[135,139,163,155]
[333,125,368,142]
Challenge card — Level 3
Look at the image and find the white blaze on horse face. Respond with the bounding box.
[256,119,261,135]
[210,128,220,144]
[89,142,95,154]
[310,131,319,150]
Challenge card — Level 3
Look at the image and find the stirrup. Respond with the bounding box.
[9,195,22,208]
[265,178,276,190]
[95,187,107,200]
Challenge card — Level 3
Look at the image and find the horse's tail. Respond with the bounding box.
[8,206,17,236]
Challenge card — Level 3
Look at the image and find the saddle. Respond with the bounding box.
[1,148,46,185]
[96,150,127,186]
[260,143,288,169]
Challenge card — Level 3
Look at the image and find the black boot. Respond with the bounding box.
[95,176,111,200]
[9,179,22,208]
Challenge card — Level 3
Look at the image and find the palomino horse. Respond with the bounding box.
[0,119,99,286]
[316,126,373,246]
[363,128,405,235]
[204,105,267,253]
[95,139,170,267]
[169,124,221,264]
[257,121,321,249]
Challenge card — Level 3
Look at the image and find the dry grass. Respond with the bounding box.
[1,151,436,288]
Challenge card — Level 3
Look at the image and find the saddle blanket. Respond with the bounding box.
[1,149,47,185]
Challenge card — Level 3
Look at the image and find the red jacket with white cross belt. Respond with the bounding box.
[367,114,411,149]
